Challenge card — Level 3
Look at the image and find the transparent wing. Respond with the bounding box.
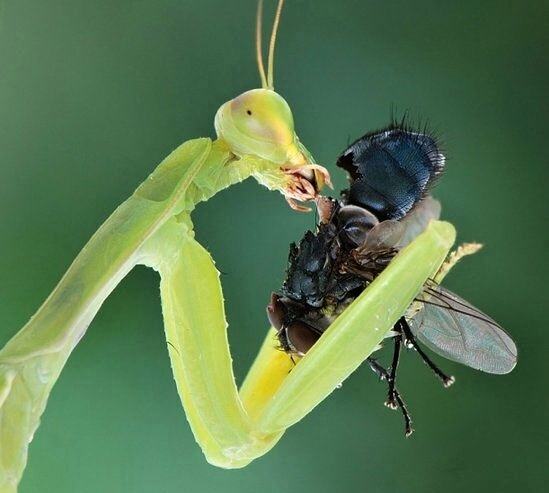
[363,219,405,250]
[397,196,441,248]
[354,196,440,252]
[408,284,517,374]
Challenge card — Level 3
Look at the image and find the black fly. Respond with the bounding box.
[267,122,517,436]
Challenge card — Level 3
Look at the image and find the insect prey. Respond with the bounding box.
[267,121,517,436]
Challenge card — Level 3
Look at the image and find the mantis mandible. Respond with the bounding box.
[0,2,458,491]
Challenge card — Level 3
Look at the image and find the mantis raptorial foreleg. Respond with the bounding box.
[0,136,457,489]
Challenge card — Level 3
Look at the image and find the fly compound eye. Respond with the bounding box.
[285,320,322,356]
[337,205,379,247]
[266,293,286,330]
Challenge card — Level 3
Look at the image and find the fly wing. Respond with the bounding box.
[353,196,440,252]
[362,220,405,250]
[397,196,441,248]
[408,285,517,374]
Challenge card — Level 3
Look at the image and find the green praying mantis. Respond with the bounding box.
[0,1,468,491]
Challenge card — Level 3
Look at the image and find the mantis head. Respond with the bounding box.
[214,0,331,211]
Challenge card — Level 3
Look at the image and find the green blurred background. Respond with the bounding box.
[0,0,547,491]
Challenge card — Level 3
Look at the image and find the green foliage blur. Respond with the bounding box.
[0,0,546,491]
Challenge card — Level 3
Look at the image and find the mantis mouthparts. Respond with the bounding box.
[282,163,332,211]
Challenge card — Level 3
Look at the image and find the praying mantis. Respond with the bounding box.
[0,1,462,491]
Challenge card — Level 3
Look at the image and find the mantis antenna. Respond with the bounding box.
[267,0,284,89]
[256,0,268,88]
[256,0,285,89]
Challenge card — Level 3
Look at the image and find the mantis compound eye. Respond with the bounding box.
[285,320,322,356]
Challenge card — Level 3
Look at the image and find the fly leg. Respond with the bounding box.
[288,354,297,373]
[386,322,403,410]
[400,317,455,387]
[366,357,413,436]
